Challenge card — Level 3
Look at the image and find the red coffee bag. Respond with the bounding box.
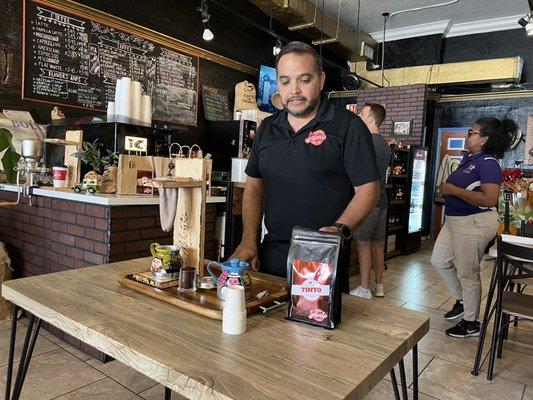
[287,226,342,329]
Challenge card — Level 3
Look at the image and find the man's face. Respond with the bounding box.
[277,53,325,118]
[358,106,374,129]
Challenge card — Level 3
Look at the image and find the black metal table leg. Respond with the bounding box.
[389,368,401,400]
[10,314,35,400]
[11,315,41,400]
[399,359,408,400]
[412,344,418,400]
[472,257,498,375]
[164,387,171,400]
[487,259,505,381]
[4,305,19,400]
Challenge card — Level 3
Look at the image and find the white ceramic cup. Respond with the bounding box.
[52,166,68,188]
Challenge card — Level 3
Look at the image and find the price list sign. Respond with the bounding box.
[201,86,231,121]
[23,0,199,125]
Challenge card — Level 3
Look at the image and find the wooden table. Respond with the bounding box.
[2,258,429,400]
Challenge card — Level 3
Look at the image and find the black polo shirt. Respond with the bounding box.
[245,97,379,275]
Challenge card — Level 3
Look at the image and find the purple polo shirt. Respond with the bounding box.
[445,152,502,216]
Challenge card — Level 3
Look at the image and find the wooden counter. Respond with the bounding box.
[3,257,429,399]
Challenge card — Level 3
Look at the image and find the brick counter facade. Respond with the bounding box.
[0,190,218,360]
[0,191,216,277]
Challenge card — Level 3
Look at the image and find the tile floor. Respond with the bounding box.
[0,241,531,399]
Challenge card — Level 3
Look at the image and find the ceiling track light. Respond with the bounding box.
[197,0,214,41]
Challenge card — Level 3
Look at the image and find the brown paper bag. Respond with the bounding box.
[172,151,212,196]
[117,153,155,195]
[153,156,173,178]
[100,165,117,193]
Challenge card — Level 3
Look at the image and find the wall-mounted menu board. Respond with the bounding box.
[202,86,231,121]
[23,0,199,125]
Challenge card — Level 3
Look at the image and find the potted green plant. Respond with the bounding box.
[0,128,21,184]
[73,139,114,175]
[72,139,118,193]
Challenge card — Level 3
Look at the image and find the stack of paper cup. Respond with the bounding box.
[131,81,142,121]
[107,101,115,116]
[141,94,152,124]
[222,285,246,335]
[114,78,122,109]
[118,77,132,118]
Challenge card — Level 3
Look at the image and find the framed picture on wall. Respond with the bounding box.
[393,119,412,136]
[447,137,465,151]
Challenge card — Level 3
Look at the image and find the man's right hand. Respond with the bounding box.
[229,242,260,271]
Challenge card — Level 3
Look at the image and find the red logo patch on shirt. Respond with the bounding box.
[305,129,327,146]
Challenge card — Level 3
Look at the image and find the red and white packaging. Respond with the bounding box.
[52,166,68,188]
[287,227,342,329]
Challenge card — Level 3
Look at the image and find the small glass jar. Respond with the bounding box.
[178,266,197,293]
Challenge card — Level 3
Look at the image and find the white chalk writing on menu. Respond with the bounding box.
[24,0,198,125]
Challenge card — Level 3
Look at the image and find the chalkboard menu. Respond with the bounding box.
[23,0,199,125]
[202,86,231,121]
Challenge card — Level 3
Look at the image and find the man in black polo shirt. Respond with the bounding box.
[231,41,380,277]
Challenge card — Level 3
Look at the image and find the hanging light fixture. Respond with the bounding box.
[198,0,214,41]
[203,25,214,41]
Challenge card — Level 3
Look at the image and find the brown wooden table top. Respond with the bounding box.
[2,257,429,399]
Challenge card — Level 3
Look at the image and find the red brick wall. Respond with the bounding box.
[0,191,110,276]
[0,190,218,361]
[0,191,217,277]
[356,84,428,145]
[108,205,216,263]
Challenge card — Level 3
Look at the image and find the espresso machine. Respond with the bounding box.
[15,139,49,206]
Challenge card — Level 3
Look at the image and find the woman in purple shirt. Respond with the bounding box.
[431,117,516,338]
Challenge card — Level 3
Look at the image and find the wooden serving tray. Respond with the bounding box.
[118,271,287,320]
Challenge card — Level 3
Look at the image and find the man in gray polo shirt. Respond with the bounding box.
[350,103,391,299]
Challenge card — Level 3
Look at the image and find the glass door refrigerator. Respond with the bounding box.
[402,146,428,254]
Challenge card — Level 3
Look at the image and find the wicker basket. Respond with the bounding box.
[0,242,13,321]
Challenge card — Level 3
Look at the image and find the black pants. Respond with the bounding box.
[259,239,351,293]
[259,241,289,278]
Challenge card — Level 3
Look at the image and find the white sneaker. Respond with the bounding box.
[372,281,385,298]
[349,285,372,299]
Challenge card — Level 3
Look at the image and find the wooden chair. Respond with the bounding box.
[486,236,533,380]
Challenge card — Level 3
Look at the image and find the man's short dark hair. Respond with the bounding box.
[275,41,323,73]
[365,103,386,127]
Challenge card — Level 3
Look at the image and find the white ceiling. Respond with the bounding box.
[319,0,531,41]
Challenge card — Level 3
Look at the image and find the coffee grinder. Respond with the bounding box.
[15,139,49,206]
